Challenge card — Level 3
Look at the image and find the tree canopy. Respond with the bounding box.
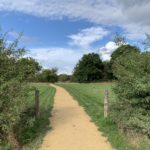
[58,74,70,82]
[111,44,140,63]
[73,53,103,82]
[17,57,42,81]
[37,68,58,83]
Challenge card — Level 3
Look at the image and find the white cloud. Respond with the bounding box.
[26,47,91,74]
[69,27,109,48]
[122,24,150,40]
[99,41,118,61]
[1,0,150,40]
[26,42,118,74]
[0,0,122,24]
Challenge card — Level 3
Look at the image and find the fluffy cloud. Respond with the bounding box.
[0,0,150,40]
[99,41,118,61]
[0,0,121,24]
[122,24,150,40]
[26,47,91,74]
[0,0,150,29]
[69,27,109,48]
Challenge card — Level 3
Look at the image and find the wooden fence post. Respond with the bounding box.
[104,89,109,118]
[35,89,40,118]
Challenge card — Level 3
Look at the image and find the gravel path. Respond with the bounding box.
[39,84,113,150]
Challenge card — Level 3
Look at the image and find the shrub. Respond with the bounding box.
[0,34,28,149]
[111,51,150,136]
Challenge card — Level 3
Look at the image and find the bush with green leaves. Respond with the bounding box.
[112,50,150,136]
[0,34,30,149]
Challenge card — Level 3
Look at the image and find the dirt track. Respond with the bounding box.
[39,84,113,150]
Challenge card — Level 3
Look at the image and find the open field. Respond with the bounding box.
[57,83,150,150]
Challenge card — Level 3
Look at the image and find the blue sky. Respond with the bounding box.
[0,0,150,74]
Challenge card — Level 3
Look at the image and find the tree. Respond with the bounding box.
[17,57,42,81]
[111,51,150,136]
[37,68,58,83]
[73,53,103,82]
[102,61,113,80]
[58,74,70,82]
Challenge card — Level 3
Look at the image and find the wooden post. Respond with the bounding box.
[104,89,109,118]
[35,89,40,118]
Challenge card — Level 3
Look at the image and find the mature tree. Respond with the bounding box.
[73,53,103,82]
[58,74,70,82]
[17,57,42,81]
[112,51,150,136]
[38,68,58,83]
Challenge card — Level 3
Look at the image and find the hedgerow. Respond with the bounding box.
[111,51,150,137]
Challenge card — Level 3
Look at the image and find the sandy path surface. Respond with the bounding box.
[39,84,113,150]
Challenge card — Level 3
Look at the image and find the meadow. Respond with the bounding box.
[57,83,150,150]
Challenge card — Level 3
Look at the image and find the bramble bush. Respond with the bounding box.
[111,50,150,137]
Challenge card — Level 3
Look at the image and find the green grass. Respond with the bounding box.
[57,83,145,150]
[16,83,56,150]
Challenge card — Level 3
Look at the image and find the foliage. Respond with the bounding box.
[16,83,55,150]
[109,44,140,79]
[111,44,140,65]
[103,61,113,80]
[0,33,28,149]
[112,51,150,137]
[17,57,42,81]
[37,68,58,83]
[58,74,71,82]
[73,53,104,82]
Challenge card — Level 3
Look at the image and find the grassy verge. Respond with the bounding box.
[18,83,56,150]
[0,83,55,150]
[57,83,149,150]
